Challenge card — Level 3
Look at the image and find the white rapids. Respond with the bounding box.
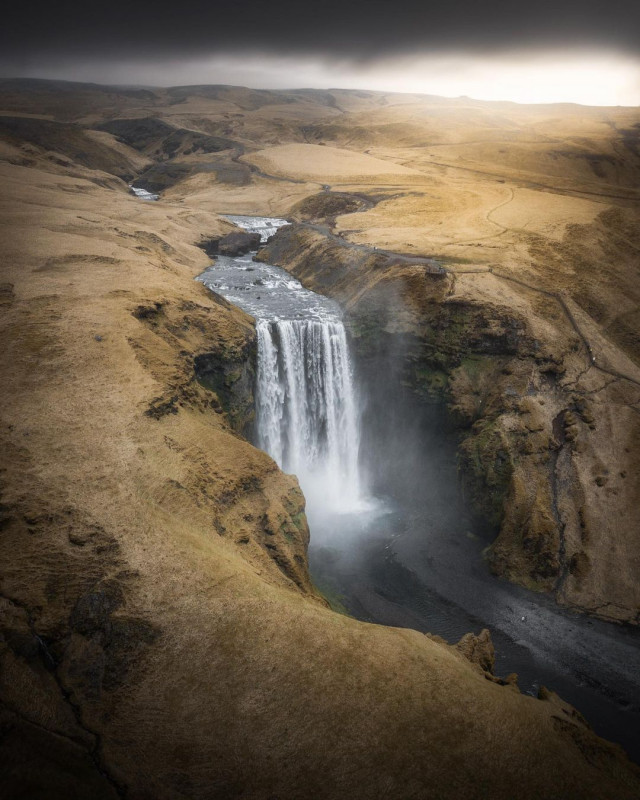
[198,215,369,517]
[129,185,159,201]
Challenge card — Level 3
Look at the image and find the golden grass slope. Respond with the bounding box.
[244,142,425,182]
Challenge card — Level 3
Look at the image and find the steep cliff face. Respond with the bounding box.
[193,324,257,438]
[258,224,640,624]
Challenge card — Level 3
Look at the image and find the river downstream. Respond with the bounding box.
[198,215,640,764]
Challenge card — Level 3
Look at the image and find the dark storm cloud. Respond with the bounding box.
[2,0,640,68]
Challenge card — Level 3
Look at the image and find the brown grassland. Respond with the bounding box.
[0,79,639,798]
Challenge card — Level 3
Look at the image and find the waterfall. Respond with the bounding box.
[256,318,363,514]
[198,214,368,518]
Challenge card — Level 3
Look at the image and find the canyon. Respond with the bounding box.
[1,78,639,798]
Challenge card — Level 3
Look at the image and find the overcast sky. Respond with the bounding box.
[2,0,640,104]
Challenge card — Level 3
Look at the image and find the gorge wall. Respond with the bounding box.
[257,222,640,624]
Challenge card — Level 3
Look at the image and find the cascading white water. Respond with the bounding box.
[256,318,362,512]
[197,214,368,517]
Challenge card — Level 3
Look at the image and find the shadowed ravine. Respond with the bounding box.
[199,216,640,764]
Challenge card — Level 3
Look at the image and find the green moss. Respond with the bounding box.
[411,365,449,400]
[460,419,514,533]
[347,312,384,357]
[313,581,352,617]
[290,511,307,533]
[194,342,256,435]
[485,547,551,593]
[460,355,485,380]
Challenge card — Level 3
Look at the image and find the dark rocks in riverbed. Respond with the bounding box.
[200,231,261,258]
[219,232,261,256]
[199,238,220,259]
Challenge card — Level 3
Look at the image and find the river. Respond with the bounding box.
[198,215,640,764]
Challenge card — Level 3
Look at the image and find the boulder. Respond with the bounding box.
[201,231,261,258]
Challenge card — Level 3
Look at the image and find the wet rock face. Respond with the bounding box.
[200,232,261,258]
[194,337,257,437]
[347,291,555,588]
[374,321,592,598]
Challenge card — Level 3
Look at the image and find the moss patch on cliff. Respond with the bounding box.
[459,418,515,535]
[411,364,449,400]
[194,337,257,436]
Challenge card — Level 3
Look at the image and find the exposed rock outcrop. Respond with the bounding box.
[291,191,373,224]
[200,230,262,258]
[456,629,496,673]
[95,117,237,158]
[194,337,256,436]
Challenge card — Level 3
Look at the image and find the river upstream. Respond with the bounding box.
[198,215,640,763]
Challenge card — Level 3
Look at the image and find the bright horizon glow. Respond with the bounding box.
[9,49,640,106]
